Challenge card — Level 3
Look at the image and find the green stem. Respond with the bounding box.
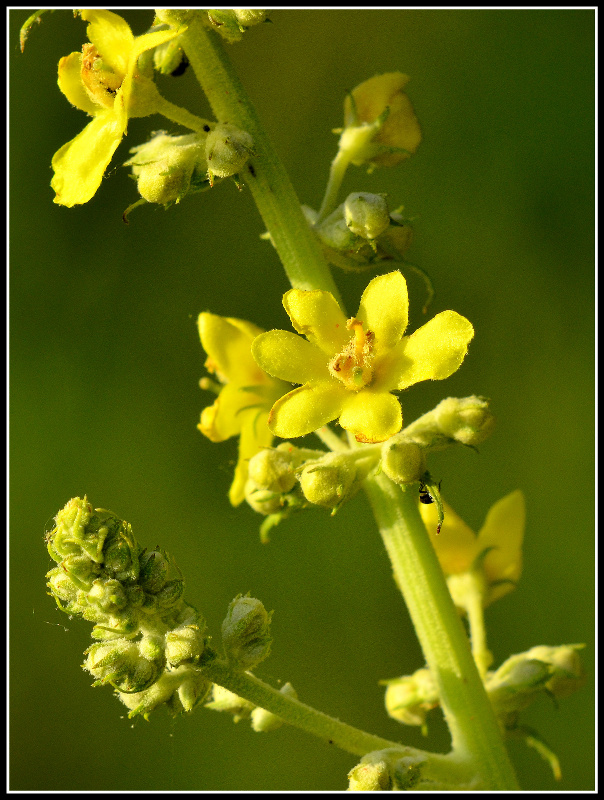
[203,658,404,757]
[316,148,353,223]
[363,473,519,789]
[180,17,342,302]
[154,95,212,133]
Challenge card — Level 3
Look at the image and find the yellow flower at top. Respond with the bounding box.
[198,313,290,506]
[341,72,422,169]
[420,490,526,607]
[51,10,182,207]
[251,271,474,444]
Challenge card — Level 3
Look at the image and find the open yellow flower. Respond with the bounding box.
[51,10,182,207]
[251,271,474,443]
[420,490,526,607]
[198,313,290,506]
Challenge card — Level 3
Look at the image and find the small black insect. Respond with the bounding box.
[418,482,433,504]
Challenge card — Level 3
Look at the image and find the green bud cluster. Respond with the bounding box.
[125,131,210,206]
[221,594,273,671]
[45,497,212,718]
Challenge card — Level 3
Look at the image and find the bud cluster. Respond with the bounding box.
[244,442,378,537]
[45,497,212,718]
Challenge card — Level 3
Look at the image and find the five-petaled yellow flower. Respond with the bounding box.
[251,271,474,444]
[51,9,181,207]
[420,490,526,607]
[198,313,290,506]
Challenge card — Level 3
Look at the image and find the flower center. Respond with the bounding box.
[81,43,123,109]
[328,318,375,391]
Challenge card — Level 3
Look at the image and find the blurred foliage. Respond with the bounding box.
[10,9,594,791]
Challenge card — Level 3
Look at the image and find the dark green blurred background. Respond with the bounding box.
[10,9,594,791]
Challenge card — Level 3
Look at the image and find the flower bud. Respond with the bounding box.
[244,481,284,516]
[433,396,495,447]
[344,192,390,240]
[383,668,439,727]
[381,435,425,485]
[120,666,212,718]
[165,624,206,667]
[84,638,163,693]
[314,205,359,252]
[233,10,268,27]
[155,578,185,608]
[139,550,169,594]
[86,577,129,613]
[247,448,297,494]
[524,644,587,699]
[348,757,392,791]
[299,453,357,509]
[221,594,272,671]
[205,123,254,183]
[125,132,208,205]
[250,682,297,732]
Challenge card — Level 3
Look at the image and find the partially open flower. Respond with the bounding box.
[51,10,183,206]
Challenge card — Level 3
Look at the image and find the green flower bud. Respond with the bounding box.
[247,448,297,494]
[383,668,439,727]
[205,683,256,721]
[120,666,212,718]
[86,577,129,614]
[344,192,390,240]
[165,624,206,667]
[434,396,495,447]
[155,578,186,609]
[381,435,426,485]
[84,638,164,693]
[348,757,392,791]
[125,132,209,206]
[139,550,169,594]
[46,566,80,606]
[221,594,272,671]
[524,644,587,699]
[299,453,357,509]
[205,123,255,183]
[233,10,268,27]
[138,634,165,662]
[250,682,297,732]
[244,480,285,516]
[315,205,359,252]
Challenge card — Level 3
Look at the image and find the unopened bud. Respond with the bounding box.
[247,448,297,494]
[383,668,438,727]
[348,756,392,791]
[139,550,169,594]
[205,683,256,720]
[434,396,495,446]
[84,638,163,693]
[221,595,272,671]
[165,624,206,667]
[524,644,587,699]
[205,123,254,183]
[299,453,357,509]
[245,480,285,515]
[381,435,425,485]
[233,10,268,27]
[344,192,390,240]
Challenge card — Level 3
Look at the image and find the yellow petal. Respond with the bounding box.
[478,490,525,602]
[420,500,478,575]
[347,72,411,126]
[268,382,348,438]
[229,409,274,506]
[282,289,349,355]
[198,313,265,386]
[338,390,402,443]
[51,109,125,206]
[356,271,408,351]
[395,311,474,390]
[252,330,327,385]
[81,9,134,77]
[199,383,267,442]
[58,52,98,114]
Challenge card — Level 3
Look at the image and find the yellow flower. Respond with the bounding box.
[420,490,526,607]
[197,313,290,506]
[51,10,182,207]
[251,271,474,444]
[342,72,422,168]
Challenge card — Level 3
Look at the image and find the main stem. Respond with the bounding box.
[181,18,342,304]
[182,15,518,790]
[363,474,518,788]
